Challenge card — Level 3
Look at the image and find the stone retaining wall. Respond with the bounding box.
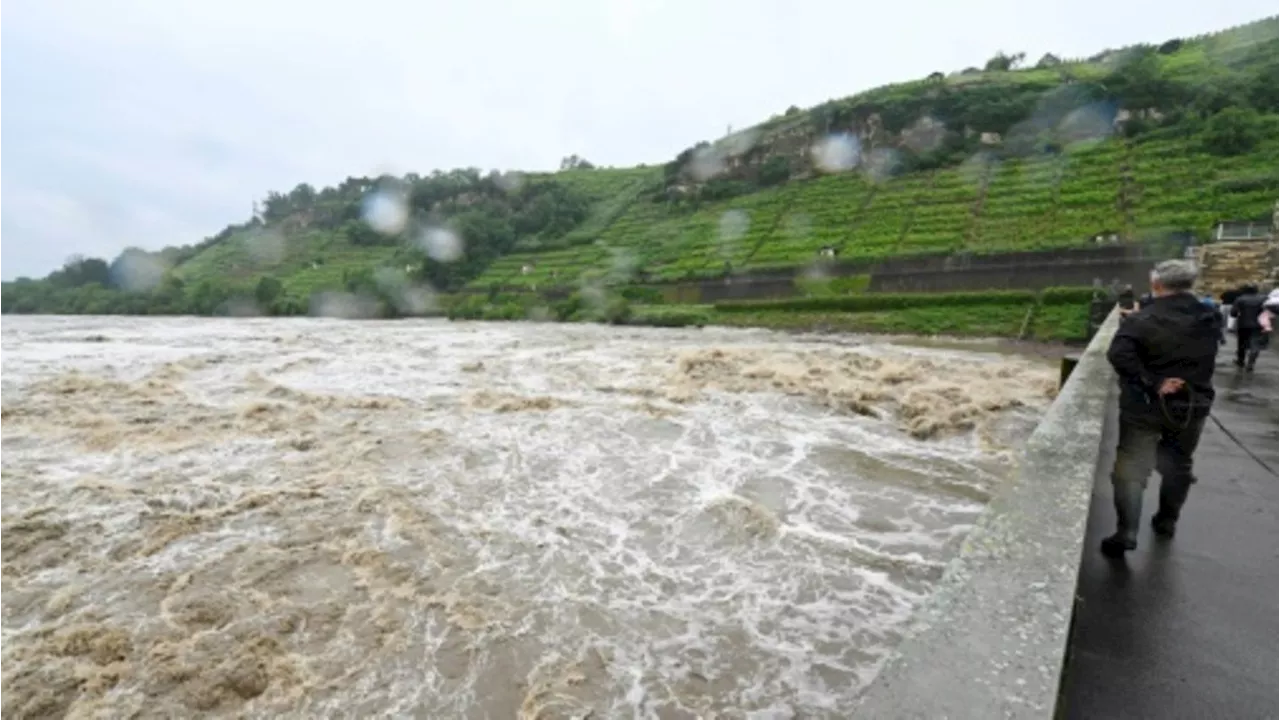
[1196,240,1279,296]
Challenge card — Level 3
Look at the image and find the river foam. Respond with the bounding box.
[1,316,1056,718]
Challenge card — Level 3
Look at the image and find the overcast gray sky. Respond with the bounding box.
[2,0,1274,279]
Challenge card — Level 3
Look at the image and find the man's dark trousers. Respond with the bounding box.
[1111,412,1206,543]
[1236,327,1262,367]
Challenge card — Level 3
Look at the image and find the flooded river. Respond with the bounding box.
[1,316,1057,718]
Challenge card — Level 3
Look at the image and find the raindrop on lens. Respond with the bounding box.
[362,190,409,235]
[719,210,749,242]
[419,227,464,263]
[811,134,860,173]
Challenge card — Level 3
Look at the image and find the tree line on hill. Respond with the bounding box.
[2,169,596,317]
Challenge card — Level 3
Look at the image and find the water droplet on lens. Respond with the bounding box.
[960,152,998,187]
[418,227,464,263]
[609,248,639,281]
[362,189,409,235]
[689,146,726,181]
[246,229,286,267]
[861,148,900,183]
[397,284,439,315]
[721,128,761,157]
[1059,105,1114,148]
[110,252,169,292]
[311,291,379,319]
[902,116,946,154]
[496,171,525,193]
[783,213,813,240]
[810,134,860,173]
[719,210,749,242]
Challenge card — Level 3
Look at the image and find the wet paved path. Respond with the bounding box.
[1060,343,1278,719]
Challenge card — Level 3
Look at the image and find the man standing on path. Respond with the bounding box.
[1102,260,1220,558]
[1230,284,1267,371]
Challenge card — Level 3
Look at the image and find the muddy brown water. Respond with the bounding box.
[1,316,1058,718]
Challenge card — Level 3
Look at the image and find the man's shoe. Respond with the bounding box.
[1100,533,1136,558]
[1151,514,1177,538]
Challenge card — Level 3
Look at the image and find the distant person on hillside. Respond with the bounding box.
[1102,260,1219,558]
[1230,284,1267,371]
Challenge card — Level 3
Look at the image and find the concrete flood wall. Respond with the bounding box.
[863,249,1154,294]
[641,245,1165,304]
[853,309,1121,719]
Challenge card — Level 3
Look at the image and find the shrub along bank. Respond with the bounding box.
[441,286,1099,341]
[713,289,1041,313]
[710,286,1099,340]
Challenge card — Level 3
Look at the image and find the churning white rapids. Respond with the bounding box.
[1,316,1059,719]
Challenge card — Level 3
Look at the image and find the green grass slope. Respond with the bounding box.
[173,167,659,298]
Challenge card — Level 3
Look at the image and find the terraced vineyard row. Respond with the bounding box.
[469,122,1278,290]
[512,167,660,252]
[972,155,1060,252]
[746,173,874,268]
[900,169,975,256]
[473,245,608,289]
[1129,135,1279,232]
[279,246,401,299]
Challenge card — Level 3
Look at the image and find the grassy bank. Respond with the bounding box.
[442,287,1097,343]
[705,303,1088,342]
[705,287,1096,341]
[709,305,1033,338]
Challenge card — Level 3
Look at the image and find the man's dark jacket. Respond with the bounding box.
[1108,292,1219,421]
[1231,291,1267,331]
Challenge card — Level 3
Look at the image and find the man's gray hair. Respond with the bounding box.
[1151,259,1198,291]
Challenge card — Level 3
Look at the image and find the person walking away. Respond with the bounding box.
[1221,285,1246,334]
[1263,287,1279,329]
[1256,287,1278,354]
[1200,293,1225,345]
[1230,284,1266,371]
[1102,260,1219,558]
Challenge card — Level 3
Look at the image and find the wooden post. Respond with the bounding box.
[1060,353,1081,389]
[1018,306,1035,340]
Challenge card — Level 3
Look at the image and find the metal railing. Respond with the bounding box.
[1211,222,1276,242]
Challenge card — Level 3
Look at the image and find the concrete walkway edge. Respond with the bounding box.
[854,310,1121,719]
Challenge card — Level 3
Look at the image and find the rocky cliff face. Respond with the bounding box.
[695,107,1038,188]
